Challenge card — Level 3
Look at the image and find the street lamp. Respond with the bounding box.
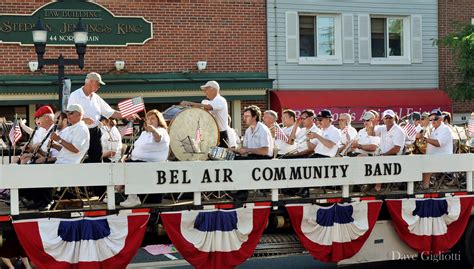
[32,18,88,111]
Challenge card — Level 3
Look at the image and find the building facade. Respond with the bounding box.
[0,0,271,133]
[438,0,474,122]
[267,0,452,122]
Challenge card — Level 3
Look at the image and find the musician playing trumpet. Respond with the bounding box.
[337,113,357,156]
[282,109,319,158]
[307,110,341,158]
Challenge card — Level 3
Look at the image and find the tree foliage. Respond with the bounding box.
[440,24,474,101]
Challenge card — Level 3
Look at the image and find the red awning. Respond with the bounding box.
[270,89,452,122]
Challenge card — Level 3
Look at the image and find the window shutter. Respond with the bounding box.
[286,11,298,63]
[358,14,370,63]
[342,14,354,63]
[411,15,423,63]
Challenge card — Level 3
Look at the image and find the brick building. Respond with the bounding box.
[438,0,474,121]
[0,0,270,133]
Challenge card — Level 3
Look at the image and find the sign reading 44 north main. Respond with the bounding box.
[0,0,153,46]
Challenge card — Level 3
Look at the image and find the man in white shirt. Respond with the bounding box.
[262,110,278,138]
[275,109,299,157]
[67,72,135,163]
[51,104,90,164]
[180,80,229,147]
[416,109,453,189]
[369,109,406,194]
[337,113,357,156]
[307,110,341,158]
[288,109,320,158]
[236,105,273,159]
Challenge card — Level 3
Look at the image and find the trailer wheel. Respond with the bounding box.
[463,218,474,266]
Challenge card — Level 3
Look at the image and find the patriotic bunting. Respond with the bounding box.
[386,196,474,254]
[161,206,270,269]
[286,201,382,263]
[13,211,149,269]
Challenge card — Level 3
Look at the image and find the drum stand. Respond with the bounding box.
[202,191,233,201]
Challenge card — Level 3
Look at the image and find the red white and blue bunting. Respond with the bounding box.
[286,200,382,262]
[12,211,149,269]
[160,206,270,269]
[386,196,474,254]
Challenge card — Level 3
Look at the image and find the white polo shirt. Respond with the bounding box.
[31,127,46,145]
[131,126,170,162]
[275,125,299,155]
[355,128,380,154]
[298,124,320,152]
[55,121,90,164]
[426,123,453,155]
[313,125,342,157]
[39,125,54,154]
[377,124,405,155]
[340,125,357,145]
[67,87,115,128]
[243,121,273,157]
[201,94,228,132]
[101,125,123,162]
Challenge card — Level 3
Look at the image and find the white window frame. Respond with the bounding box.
[298,13,342,65]
[370,16,411,65]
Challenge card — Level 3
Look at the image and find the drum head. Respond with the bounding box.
[168,107,219,161]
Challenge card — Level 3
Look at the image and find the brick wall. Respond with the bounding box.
[438,0,474,113]
[0,0,267,75]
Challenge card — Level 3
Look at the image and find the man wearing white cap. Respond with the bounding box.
[50,104,90,164]
[180,80,229,147]
[67,72,136,163]
[369,109,405,194]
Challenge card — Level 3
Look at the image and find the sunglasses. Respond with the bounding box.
[363,119,371,122]
[429,117,440,121]
[66,111,76,115]
[384,116,393,120]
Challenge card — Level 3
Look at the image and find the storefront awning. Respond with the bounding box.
[270,89,452,122]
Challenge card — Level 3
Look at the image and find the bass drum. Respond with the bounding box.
[164,105,219,161]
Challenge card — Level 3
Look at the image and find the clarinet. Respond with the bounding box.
[18,126,37,160]
[44,120,60,164]
[28,125,57,164]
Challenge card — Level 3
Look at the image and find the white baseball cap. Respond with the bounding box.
[86,72,106,85]
[200,80,220,91]
[65,104,84,114]
[382,109,396,118]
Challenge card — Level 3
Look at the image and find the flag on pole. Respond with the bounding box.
[403,122,417,139]
[275,125,289,143]
[119,122,134,136]
[194,127,202,144]
[9,119,22,146]
[118,97,145,118]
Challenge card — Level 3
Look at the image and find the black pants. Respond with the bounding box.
[219,130,229,148]
[85,126,102,163]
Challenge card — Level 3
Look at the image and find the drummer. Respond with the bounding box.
[180,80,229,147]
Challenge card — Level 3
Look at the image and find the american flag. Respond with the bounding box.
[119,122,134,136]
[403,122,417,139]
[9,119,22,146]
[118,97,145,118]
[275,125,289,143]
[468,120,474,137]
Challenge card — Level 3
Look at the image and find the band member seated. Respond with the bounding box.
[337,113,357,155]
[50,104,90,164]
[280,109,318,158]
[17,106,55,164]
[180,80,229,147]
[369,109,405,194]
[226,115,241,149]
[275,109,300,157]
[307,109,341,158]
[262,110,278,138]
[121,109,170,207]
[99,117,122,163]
[420,112,431,137]
[235,105,273,160]
[417,109,453,190]
[350,111,380,156]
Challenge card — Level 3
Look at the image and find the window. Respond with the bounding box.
[298,14,341,64]
[369,16,410,64]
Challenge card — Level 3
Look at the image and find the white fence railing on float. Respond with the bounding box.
[0,154,473,215]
